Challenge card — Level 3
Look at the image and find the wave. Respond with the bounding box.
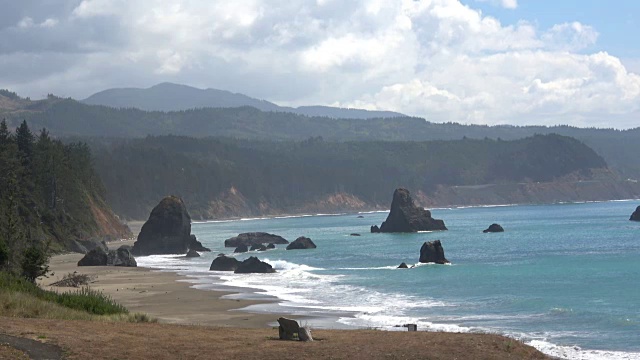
[528,340,640,360]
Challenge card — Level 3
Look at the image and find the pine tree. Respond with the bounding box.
[15,120,34,167]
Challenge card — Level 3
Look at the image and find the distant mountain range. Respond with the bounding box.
[82,82,406,119]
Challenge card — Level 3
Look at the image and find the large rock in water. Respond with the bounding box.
[234,256,276,273]
[132,196,210,256]
[224,232,289,247]
[376,188,447,232]
[286,237,316,250]
[630,206,640,221]
[209,255,241,271]
[483,223,504,233]
[419,240,449,264]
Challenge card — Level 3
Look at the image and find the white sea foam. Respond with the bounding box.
[338,314,475,333]
[528,340,640,360]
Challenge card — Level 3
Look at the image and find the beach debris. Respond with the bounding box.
[209,255,240,271]
[277,317,313,342]
[397,262,409,269]
[185,249,200,257]
[234,256,276,273]
[373,188,447,233]
[419,240,449,264]
[50,272,94,287]
[132,196,210,256]
[630,206,640,221]
[286,236,316,250]
[483,223,504,233]
[405,324,417,331]
[224,232,289,248]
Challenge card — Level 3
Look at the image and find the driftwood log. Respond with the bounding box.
[277,317,313,341]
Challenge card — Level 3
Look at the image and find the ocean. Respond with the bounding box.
[136,200,640,359]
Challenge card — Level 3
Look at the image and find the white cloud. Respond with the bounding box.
[476,0,518,10]
[2,0,640,129]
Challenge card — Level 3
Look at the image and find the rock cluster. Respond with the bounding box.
[234,256,276,273]
[372,188,447,233]
[630,206,640,221]
[224,232,289,247]
[131,196,210,256]
[418,240,449,264]
[78,246,137,267]
[209,255,241,271]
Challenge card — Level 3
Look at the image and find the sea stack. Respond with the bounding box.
[419,240,449,264]
[373,188,447,233]
[630,206,640,221]
[224,232,289,247]
[132,196,210,256]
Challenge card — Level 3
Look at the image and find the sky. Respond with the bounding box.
[1,0,639,129]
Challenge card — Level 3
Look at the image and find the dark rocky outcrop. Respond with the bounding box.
[234,244,248,253]
[266,243,276,249]
[357,215,364,218]
[397,262,409,269]
[483,223,504,233]
[370,225,380,233]
[234,256,276,273]
[78,247,136,267]
[209,255,241,271]
[419,240,449,264]
[630,206,640,221]
[350,233,361,236]
[132,196,210,256]
[77,248,108,266]
[250,244,268,251]
[224,232,289,247]
[107,247,137,267]
[188,234,211,252]
[186,249,200,257]
[376,188,447,233]
[286,237,316,250]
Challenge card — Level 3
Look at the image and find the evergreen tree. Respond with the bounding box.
[15,120,34,167]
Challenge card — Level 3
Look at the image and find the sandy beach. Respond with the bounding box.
[40,238,278,328]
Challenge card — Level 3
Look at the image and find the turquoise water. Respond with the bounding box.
[137,201,640,359]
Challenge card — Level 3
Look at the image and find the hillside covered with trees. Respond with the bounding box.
[0,120,129,275]
[3,93,639,180]
[92,134,612,220]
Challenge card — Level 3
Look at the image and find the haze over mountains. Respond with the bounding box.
[82,83,406,119]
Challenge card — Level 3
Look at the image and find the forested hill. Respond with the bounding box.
[92,134,612,220]
[3,94,640,179]
[0,120,129,260]
[82,82,405,119]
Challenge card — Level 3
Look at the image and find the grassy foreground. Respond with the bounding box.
[0,272,153,323]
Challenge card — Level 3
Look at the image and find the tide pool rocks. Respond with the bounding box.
[185,249,200,257]
[234,256,276,273]
[630,206,640,221]
[286,237,316,250]
[483,223,504,233]
[419,240,449,264]
[209,255,241,271]
[372,188,447,233]
[132,196,210,256]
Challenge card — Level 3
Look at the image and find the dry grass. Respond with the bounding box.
[2,317,549,360]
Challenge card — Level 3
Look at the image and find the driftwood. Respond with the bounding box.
[277,317,313,342]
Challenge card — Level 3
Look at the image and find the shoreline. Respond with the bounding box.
[41,241,282,328]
